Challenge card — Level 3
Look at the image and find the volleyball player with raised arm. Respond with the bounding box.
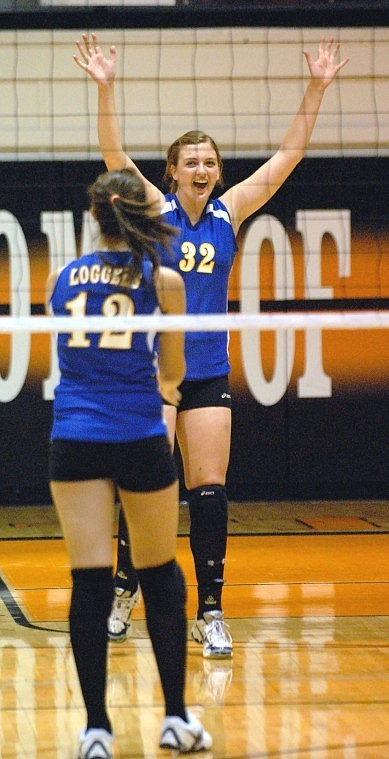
[46,168,212,758]
[74,35,349,659]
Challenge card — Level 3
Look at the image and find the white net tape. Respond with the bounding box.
[0,311,388,334]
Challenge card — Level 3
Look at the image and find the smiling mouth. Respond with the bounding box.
[193,181,207,190]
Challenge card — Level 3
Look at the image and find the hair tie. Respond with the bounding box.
[110,193,120,204]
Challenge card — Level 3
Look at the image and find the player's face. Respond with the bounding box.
[172,143,220,203]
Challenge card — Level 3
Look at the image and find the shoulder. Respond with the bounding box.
[206,198,233,225]
[45,254,88,306]
[46,263,69,290]
[45,265,67,313]
[161,194,178,215]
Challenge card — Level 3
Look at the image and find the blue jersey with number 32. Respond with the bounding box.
[161,194,237,380]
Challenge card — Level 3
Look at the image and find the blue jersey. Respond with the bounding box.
[50,251,166,443]
[160,194,237,380]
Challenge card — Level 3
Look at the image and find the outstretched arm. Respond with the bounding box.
[73,33,164,208]
[221,38,349,234]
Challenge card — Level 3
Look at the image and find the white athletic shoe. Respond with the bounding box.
[159,712,212,753]
[78,728,114,758]
[107,586,140,642]
[192,610,233,659]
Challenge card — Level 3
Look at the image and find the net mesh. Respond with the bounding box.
[0,26,387,160]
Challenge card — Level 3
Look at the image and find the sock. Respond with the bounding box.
[188,485,228,618]
[115,507,139,594]
[70,566,113,733]
[137,560,187,720]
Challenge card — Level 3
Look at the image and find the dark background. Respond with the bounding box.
[0,157,387,504]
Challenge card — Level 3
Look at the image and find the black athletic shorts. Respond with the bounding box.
[49,434,178,493]
[164,375,232,411]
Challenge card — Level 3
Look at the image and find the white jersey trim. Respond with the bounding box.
[162,196,231,226]
[206,202,231,225]
[162,197,178,214]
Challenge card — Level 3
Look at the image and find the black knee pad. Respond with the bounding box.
[137,560,186,615]
[188,485,228,532]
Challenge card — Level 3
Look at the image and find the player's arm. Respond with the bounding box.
[155,267,186,406]
[221,38,349,234]
[73,33,165,209]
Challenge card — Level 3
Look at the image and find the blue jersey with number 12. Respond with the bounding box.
[49,251,166,443]
[160,194,238,381]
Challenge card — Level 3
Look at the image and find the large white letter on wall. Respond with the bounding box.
[41,211,78,400]
[296,209,351,397]
[240,215,295,406]
[0,211,30,402]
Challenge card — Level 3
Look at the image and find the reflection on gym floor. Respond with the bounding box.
[0,502,388,757]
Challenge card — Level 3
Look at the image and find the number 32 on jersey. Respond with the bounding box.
[179,242,215,274]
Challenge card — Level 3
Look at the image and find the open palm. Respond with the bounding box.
[73,33,116,86]
[304,37,349,89]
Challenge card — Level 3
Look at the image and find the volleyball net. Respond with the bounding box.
[0,24,387,159]
[0,311,388,335]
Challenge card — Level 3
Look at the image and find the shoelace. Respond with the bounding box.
[205,618,232,646]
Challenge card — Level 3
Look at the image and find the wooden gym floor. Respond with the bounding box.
[0,500,388,758]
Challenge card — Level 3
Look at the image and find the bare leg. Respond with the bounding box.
[176,407,231,491]
[51,479,115,568]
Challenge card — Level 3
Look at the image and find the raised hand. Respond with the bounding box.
[73,32,116,86]
[303,37,349,90]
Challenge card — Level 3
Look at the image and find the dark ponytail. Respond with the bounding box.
[87,169,176,285]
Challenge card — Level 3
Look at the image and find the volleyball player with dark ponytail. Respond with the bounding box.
[46,168,212,758]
